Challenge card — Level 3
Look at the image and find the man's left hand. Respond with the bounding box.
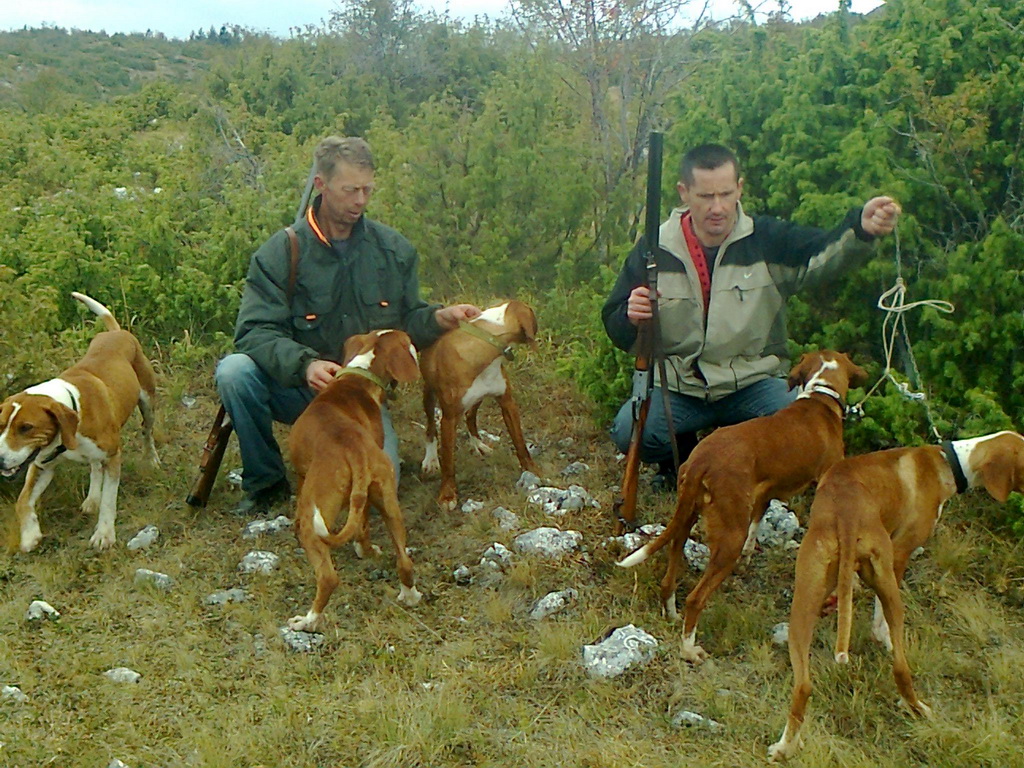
[862,196,902,237]
[435,303,482,330]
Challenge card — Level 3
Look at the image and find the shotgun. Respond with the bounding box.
[184,160,317,507]
[613,131,678,534]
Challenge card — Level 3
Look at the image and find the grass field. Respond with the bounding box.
[2,342,1024,768]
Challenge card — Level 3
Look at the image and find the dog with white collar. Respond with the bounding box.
[418,300,538,510]
[618,350,867,664]
[769,431,1024,761]
[0,292,159,552]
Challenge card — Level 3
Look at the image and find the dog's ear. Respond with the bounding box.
[382,334,421,383]
[834,352,868,388]
[975,437,1024,502]
[45,402,79,451]
[787,353,817,391]
[342,334,372,365]
[508,301,537,343]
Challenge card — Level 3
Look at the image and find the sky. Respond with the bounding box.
[3,0,885,41]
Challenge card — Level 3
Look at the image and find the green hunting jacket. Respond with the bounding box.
[234,196,443,388]
[602,202,875,401]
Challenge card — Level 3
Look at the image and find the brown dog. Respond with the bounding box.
[418,300,538,510]
[287,329,422,632]
[618,350,867,663]
[0,292,159,552]
[769,431,1024,761]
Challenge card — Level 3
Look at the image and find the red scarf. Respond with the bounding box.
[681,213,712,316]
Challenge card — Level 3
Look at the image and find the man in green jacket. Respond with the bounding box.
[604,143,901,489]
[217,136,479,516]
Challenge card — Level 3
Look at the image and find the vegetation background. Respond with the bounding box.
[1,0,1024,765]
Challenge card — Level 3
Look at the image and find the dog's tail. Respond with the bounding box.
[833,536,857,664]
[316,481,370,548]
[617,466,701,568]
[71,292,120,332]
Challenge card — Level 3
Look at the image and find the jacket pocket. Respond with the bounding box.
[359,263,403,329]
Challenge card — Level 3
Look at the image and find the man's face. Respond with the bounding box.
[315,161,375,229]
[677,163,743,246]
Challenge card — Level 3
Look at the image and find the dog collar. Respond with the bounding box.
[458,320,514,361]
[941,441,970,494]
[24,379,80,414]
[334,366,389,391]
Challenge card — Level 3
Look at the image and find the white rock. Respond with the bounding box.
[461,499,485,514]
[108,760,131,768]
[242,515,293,539]
[479,543,513,571]
[606,523,665,553]
[684,538,710,572]
[513,527,583,559]
[452,565,473,585]
[26,600,60,621]
[279,626,324,653]
[479,429,501,443]
[516,470,541,491]
[238,551,280,573]
[529,588,579,620]
[127,525,160,550]
[582,624,658,678]
[226,467,244,488]
[491,506,520,531]
[560,461,590,477]
[672,709,724,731]
[756,500,802,548]
[772,622,789,647]
[204,588,249,605]
[2,685,28,703]
[104,667,141,684]
[134,569,174,590]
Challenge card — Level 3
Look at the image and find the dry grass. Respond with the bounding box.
[3,340,1024,768]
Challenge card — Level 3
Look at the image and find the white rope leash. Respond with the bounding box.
[849,227,955,439]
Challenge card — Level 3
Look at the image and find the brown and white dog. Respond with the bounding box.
[618,350,867,663]
[418,300,538,510]
[287,329,422,632]
[0,292,159,552]
[769,431,1024,761]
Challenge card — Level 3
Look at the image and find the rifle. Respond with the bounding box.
[184,160,317,508]
[612,132,680,534]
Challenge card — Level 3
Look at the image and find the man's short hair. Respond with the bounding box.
[314,136,375,179]
[680,144,739,186]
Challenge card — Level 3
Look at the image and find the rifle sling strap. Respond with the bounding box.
[284,226,300,303]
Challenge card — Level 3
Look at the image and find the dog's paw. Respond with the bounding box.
[81,498,100,516]
[288,612,320,632]
[469,437,493,456]
[768,737,798,762]
[19,528,43,554]
[397,584,422,606]
[436,487,458,512]
[907,699,932,719]
[680,640,709,665]
[89,526,116,551]
[353,542,382,559]
[420,440,440,475]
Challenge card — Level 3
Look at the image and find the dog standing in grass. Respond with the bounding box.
[287,329,422,632]
[769,431,1024,761]
[0,292,159,552]
[618,350,867,663]
[418,300,539,510]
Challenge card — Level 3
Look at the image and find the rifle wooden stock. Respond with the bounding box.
[185,405,234,508]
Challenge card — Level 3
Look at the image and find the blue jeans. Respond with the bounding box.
[215,354,399,495]
[609,377,797,464]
